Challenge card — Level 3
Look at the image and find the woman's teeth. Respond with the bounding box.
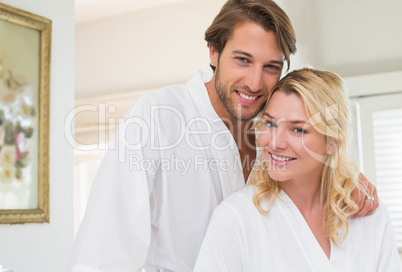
[271,153,294,162]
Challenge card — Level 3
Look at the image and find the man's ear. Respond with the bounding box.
[209,44,219,68]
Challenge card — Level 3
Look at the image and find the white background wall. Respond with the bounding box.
[314,0,402,76]
[75,0,402,98]
[0,0,74,271]
[75,0,226,98]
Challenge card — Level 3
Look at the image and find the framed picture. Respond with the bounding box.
[0,3,51,223]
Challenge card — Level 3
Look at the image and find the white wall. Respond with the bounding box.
[0,1,74,272]
[313,0,402,76]
[279,0,317,71]
[76,0,402,98]
[75,0,225,98]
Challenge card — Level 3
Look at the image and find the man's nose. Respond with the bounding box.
[244,67,263,93]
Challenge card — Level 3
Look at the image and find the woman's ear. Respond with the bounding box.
[326,141,337,155]
[209,44,219,68]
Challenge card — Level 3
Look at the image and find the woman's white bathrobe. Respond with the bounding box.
[194,186,401,272]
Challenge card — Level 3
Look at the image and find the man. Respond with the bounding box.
[68,1,378,271]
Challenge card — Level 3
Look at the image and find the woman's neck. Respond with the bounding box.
[279,177,322,215]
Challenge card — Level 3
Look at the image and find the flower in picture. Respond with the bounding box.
[0,53,35,185]
[0,88,17,105]
[3,121,15,145]
[0,163,17,184]
[0,127,5,145]
[16,95,36,119]
[9,74,28,93]
[0,109,5,125]
[0,70,29,105]
[0,144,17,166]
[15,151,30,180]
[14,121,34,139]
[13,132,30,161]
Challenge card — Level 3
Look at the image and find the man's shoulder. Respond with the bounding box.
[124,83,194,118]
[138,83,190,106]
[132,71,211,109]
[124,72,212,122]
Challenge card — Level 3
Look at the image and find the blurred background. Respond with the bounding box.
[0,0,401,271]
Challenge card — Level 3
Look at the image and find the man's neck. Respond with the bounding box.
[223,119,254,148]
[205,80,257,182]
[225,118,257,183]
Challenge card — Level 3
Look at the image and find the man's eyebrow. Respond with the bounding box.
[233,50,252,58]
[270,60,284,67]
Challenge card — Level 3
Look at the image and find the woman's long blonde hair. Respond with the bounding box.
[250,67,365,244]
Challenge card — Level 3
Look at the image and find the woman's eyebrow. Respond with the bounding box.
[263,112,310,125]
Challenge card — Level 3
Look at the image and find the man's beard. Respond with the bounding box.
[214,64,263,122]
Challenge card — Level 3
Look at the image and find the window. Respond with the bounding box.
[73,90,154,234]
[351,92,402,259]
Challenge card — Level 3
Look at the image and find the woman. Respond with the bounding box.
[194,68,401,271]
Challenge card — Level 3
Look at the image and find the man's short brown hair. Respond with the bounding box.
[205,0,297,71]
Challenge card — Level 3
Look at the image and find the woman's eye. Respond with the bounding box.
[263,121,277,128]
[293,127,306,134]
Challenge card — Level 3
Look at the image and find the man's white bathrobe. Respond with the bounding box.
[194,186,402,272]
[68,72,246,272]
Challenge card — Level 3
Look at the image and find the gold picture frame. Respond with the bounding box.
[0,3,51,223]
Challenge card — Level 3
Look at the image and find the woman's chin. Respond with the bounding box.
[267,170,290,183]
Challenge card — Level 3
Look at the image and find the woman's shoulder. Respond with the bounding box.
[348,199,391,230]
[221,186,256,209]
[209,186,262,227]
[361,199,389,220]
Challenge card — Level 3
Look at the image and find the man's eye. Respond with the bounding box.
[266,64,280,71]
[236,57,249,63]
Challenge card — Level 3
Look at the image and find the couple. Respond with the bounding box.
[68,0,400,271]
